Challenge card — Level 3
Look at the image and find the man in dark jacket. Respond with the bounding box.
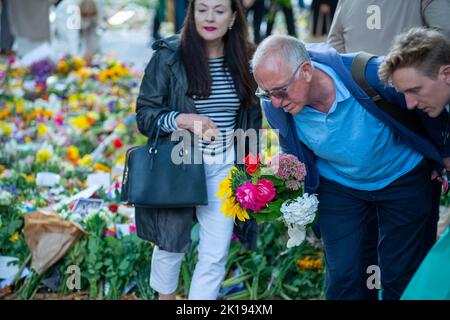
[252,35,450,300]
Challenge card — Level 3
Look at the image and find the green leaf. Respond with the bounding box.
[8,219,23,235]
[118,259,130,271]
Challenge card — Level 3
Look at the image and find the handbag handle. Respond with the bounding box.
[149,124,162,155]
[147,113,166,154]
[147,113,189,171]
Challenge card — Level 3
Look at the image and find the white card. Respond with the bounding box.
[116,224,131,238]
[61,185,100,205]
[36,172,61,187]
[87,172,111,190]
[118,205,135,219]
[0,256,19,279]
[0,268,30,289]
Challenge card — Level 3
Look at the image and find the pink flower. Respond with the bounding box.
[104,228,116,237]
[286,180,302,191]
[54,114,64,126]
[269,153,307,181]
[236,182,262,212]
[7,56,16,65]
[256,179,276,206]
[129,225,137,233]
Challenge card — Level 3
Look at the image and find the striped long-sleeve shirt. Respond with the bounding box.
[158,56,240,161]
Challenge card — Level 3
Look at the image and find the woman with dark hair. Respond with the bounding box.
[135,0,262,300]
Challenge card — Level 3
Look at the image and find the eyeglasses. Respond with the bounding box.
[255,62,304,101]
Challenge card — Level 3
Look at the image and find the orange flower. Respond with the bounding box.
[0,108,10,120]
[297,256,323,272]
[57,60,70,73]
[67,146,80,164]
[93,163,111,173]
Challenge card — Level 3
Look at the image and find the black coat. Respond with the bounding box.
[134,35,262,253]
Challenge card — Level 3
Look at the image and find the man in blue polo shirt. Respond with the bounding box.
[251,35,450,300]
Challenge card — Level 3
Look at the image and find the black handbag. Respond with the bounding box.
[120,122,208,208]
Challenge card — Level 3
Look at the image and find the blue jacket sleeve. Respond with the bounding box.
[262,100,292,154]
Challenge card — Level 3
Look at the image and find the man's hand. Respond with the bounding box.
[176,113,219,143]
[431,170,440,181]
[443,157,450,171]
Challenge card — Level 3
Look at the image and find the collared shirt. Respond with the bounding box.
[293,62,423,191]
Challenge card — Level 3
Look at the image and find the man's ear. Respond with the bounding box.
[302,63,313,83]
[440,64,450,85]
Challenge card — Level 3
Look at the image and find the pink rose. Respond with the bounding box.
[104,229,116,237]
[256,179,276,207]
[236,182,262,212]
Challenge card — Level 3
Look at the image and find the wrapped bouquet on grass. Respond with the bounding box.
[217,153,319,248]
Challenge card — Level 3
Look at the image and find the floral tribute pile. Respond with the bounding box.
[0,55,155,299]
[0,55,326,300]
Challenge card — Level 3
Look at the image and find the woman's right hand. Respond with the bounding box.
[176,113,219,143]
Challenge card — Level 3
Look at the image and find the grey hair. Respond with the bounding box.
[251,35,311,73]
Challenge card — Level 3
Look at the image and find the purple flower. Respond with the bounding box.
[30,59,54,80]
[269,153,307,182]
[107,100,116,111]
[9,185,20,195]
[285,180,302,191]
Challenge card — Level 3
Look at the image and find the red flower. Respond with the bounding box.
[54,114,64,126]
[243,153,260,175]
[108,204,118,213]
[256,179,276,206]
[113,137,123,149]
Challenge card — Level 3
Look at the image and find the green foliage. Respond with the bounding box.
[221,223,325,300]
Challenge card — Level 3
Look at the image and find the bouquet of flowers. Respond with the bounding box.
[217,153,319,248]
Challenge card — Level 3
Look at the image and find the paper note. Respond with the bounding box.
[0,256,19,279]
[36,172,61,187]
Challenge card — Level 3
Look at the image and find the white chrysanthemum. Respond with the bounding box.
[286,224,306,248]
[0,140,18,163]
[0,190,14,206]
[280,193,318,226]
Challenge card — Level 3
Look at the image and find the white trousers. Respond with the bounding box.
[150,163,234,299]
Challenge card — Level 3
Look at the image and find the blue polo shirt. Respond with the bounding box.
[293,62,423,191]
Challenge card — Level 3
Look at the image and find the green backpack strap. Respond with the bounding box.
[351,52,426,135]
[352,52,382,101]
